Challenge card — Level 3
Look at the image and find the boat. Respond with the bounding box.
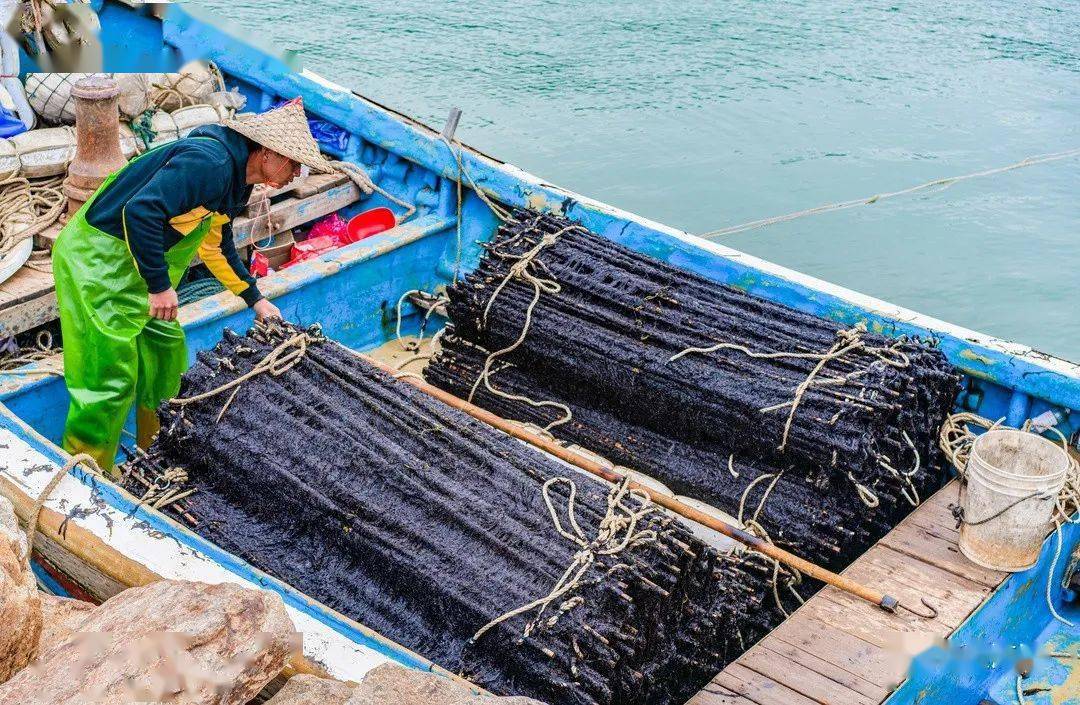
[0,1,1077,702]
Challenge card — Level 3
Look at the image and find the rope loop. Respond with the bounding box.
[169,322,321,422]
[467,222,586,430]
[24,453,105,567]
[471,476,656,643]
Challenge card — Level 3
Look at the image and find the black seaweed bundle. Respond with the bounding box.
[439,209,960,500]
[131,322,791,705]
[424,209,960,573]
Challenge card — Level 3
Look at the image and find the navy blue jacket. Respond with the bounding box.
[85,125,262,306]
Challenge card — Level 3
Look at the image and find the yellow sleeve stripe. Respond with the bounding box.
[169,206,211,235]
[197,218,250,296]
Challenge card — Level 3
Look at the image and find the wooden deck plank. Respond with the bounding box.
[737,641,879,705]
[693,481,1008,705]
[708,664,823,705]
[767,616,905,694]
[685,681,754,705]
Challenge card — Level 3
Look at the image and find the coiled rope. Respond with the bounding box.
[0,329,62,377]
[701,147,1080,240]
[0,168,65,255]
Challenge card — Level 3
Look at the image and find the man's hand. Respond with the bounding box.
[252,298,281,321]
[148,288,179,321]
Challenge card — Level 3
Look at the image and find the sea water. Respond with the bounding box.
[198,0,1079,359]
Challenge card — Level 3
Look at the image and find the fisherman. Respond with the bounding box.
[52,99,335,472]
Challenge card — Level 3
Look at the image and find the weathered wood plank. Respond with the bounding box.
[0,291,59,337]
[767,615,906,692]
[0,265,54,307]
[293,172,348,198]
[737,641,878,705]
[840,544,995,629]
[245,172,348,206]
[709,663,822,705]
[693,481,1010,705]
[0,265,58,336]
[233,182,360,247]
[880,514,1005,589]
[685,680,755,705]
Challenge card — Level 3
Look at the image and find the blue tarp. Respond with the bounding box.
[269,99,349,153]
[0,106,27,138]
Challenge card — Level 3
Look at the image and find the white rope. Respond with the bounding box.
[471,476,656,642]
[701,147,1080,240]
[466,224,585,431]
[672,323,908,455]
[736,471,804,615]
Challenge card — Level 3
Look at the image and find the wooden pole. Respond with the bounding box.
[362,353,902,614]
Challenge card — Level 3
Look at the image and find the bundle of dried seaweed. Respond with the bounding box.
[426,333,940,574]
[128,322,790,705]
[440,209,959,502]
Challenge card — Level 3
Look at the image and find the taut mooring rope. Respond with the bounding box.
[700,147,1080,240]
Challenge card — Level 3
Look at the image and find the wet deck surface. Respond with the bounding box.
[690,480,1008,705]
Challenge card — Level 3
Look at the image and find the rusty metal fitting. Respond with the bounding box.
[63,75,127,215]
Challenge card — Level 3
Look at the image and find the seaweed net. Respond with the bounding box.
[126,321,792,705]
[424,209,961,574]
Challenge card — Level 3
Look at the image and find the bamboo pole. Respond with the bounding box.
[362,353,905,614]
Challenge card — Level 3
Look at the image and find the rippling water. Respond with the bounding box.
[197,0,1079,358]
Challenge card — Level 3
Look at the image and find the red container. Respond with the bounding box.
[282,235,337,269]
[346,207,396,243]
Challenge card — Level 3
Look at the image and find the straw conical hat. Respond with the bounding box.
[222,98,335,174]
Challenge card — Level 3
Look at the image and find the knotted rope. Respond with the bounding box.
[136,465,192,511]
[736,471,805,615]
[466,224,586,431]
[471,476,657,642]
[671,323,910,454]
[168,327,317,422]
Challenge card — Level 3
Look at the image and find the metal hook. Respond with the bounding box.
[898,597,939,620]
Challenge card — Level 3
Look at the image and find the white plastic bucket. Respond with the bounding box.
[959,429,1069,571]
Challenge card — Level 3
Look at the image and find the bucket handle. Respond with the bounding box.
[949,490,1056,529]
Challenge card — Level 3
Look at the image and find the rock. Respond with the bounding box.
[347,664,546,705]
[0,580,298,705]
[264,674,355,705]
[0,496,41,684]
[36,594,95,654]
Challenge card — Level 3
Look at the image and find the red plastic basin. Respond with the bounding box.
[346,207,397,243]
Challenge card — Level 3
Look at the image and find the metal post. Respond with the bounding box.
[63,76,127,216]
